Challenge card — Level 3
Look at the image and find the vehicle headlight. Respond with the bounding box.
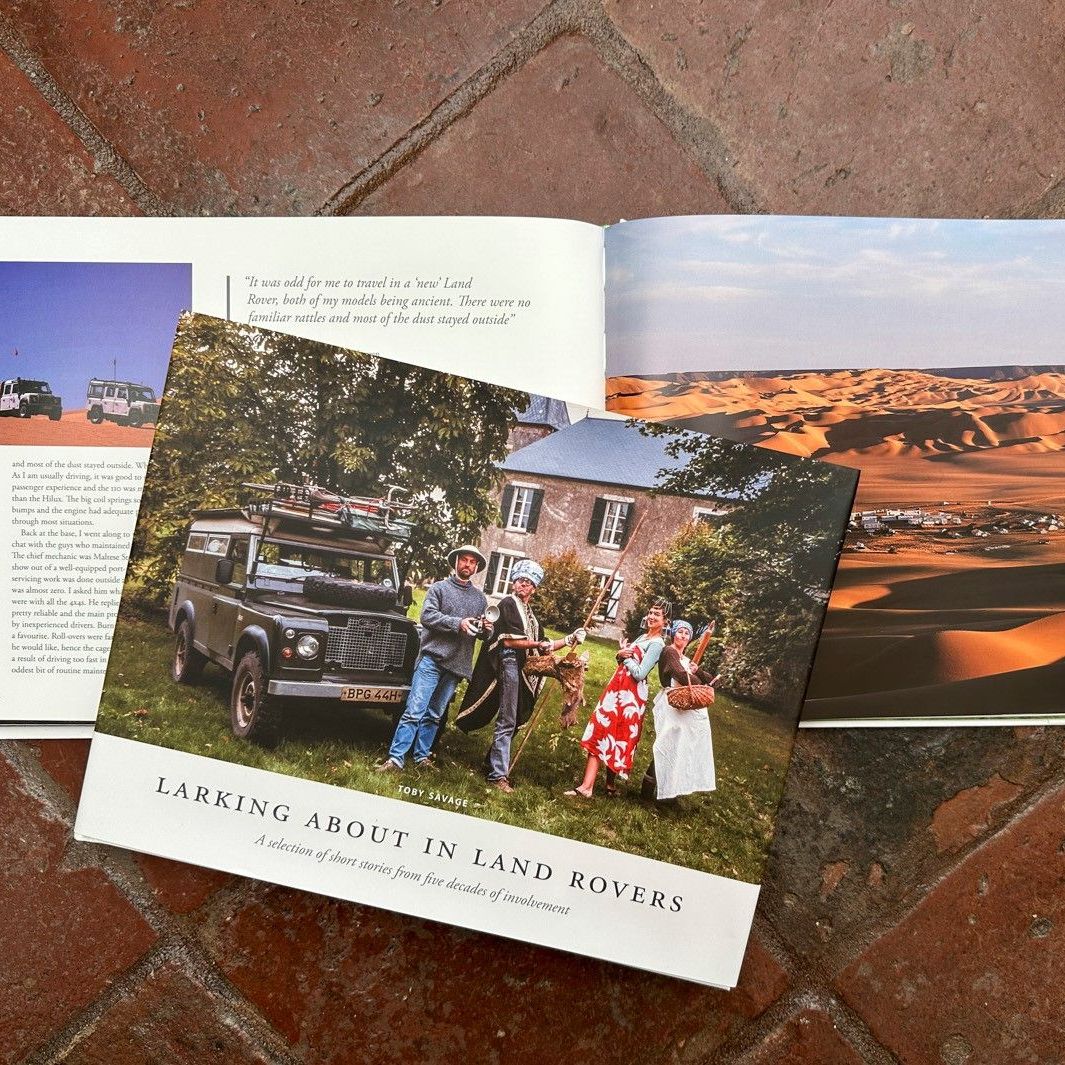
[296,634,321,659]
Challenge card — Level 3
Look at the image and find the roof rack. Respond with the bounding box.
[241,481,416,544]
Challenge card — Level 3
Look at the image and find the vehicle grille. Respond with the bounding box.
[326,617,408,672]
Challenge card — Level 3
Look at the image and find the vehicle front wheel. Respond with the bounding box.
[49,409,61,421]
[87,406,104,424]
[172,618,206,684]
[127,411,143,428]
[230,651,283,747]
[18,401,29,418]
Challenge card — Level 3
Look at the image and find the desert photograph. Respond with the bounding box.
[0,260,190,448]
[605,216,1065,724]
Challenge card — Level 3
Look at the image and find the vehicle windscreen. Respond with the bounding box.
[130,386,156,402]
[252,541,397,588]
[26,381,50,393]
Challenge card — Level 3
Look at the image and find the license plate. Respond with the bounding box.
[340,685,406,703]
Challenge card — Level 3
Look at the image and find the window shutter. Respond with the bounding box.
[526,489,543,533]
[587,497,607,544]
[500,485,516,527]
[618,502,635,547]
[484,551,501,593]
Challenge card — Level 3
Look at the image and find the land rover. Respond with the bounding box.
[0,378,62,420]
[169,482,419,746]
[86,379,160,427]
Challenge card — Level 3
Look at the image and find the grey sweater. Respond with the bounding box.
[417,575,487,679]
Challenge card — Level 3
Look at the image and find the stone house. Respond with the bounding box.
[477,415,729,640]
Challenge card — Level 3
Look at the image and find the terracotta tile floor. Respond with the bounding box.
[3,2,1064,1061]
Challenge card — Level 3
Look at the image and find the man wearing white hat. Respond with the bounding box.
[456,558,584,792]
[379,544,490,772]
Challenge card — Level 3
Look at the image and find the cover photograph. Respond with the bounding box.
[605,216,1065,727]
[76,312,856,987]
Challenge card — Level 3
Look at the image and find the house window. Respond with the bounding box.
[589,569,624,622]
[693,506,726,526]
[484,550,525,597]
[587,497,632,549]
[500,484,543,533]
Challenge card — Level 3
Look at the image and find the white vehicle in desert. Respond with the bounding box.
[85,379,160,428]
[0,377,62,420]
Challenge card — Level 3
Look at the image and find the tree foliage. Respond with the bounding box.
[128,314,527,606]
[534,549,599,632]
[624,424,857,711]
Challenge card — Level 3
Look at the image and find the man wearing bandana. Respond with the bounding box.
[456,558,584,792]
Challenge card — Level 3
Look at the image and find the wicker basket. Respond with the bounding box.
[523,652,559,676]
[666,676,715,711]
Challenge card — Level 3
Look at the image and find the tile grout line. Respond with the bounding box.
[571,1,762,215]
[24,934,299,1065]
[1017,176,1065,219]
[1,743,296,1062]
[721,987,902,1065]
[319,0,583,216]
[0,13,173,216]
[760,734,1065,998]
[319,0,760,218]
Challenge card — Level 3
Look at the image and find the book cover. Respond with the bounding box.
[76,312,856,986]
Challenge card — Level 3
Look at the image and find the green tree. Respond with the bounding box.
[534,549,598,631]
[625,423,857,711]
[128,313,527,605]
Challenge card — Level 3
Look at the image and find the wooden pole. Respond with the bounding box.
[507,677,553,772]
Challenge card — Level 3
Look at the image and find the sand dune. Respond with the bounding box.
[0,408,155,447]
[804,657,1065,722]
[607,366,1065,721]
[609,367,1065,460]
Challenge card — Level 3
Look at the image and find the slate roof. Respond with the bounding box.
[501,415,695,491]
[517,394,571,432]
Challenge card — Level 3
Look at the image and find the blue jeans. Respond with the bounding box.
[486,650,520,781]
[388,654,460,767]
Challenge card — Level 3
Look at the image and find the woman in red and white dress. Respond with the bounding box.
[565,604,667,799]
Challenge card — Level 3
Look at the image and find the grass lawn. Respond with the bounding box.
[99,610,795,883]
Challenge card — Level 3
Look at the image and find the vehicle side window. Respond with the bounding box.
[228,538,249,583]
[2,383,10,396]
[204,534,230,556]
[117,388,128,401]
[105,386,116,398]
[186,532,207,552]
[89,384,104,399]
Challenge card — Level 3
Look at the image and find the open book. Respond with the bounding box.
[73,312,856,987]
[3,214,1062,735]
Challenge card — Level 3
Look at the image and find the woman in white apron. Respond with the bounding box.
[646,619,716,800]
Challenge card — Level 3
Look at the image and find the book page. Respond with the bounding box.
[604,215,1065,727]
[0,218,604,735]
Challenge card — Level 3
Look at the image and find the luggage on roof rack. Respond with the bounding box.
[242,480,416,544]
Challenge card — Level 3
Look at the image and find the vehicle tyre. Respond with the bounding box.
[87,406,104,424]
[127,410,143,428]
[230,651,283,747]
[49,408,61,421]
[172,618,206,684]
[304,575,398,611]
[18,401,29,418]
